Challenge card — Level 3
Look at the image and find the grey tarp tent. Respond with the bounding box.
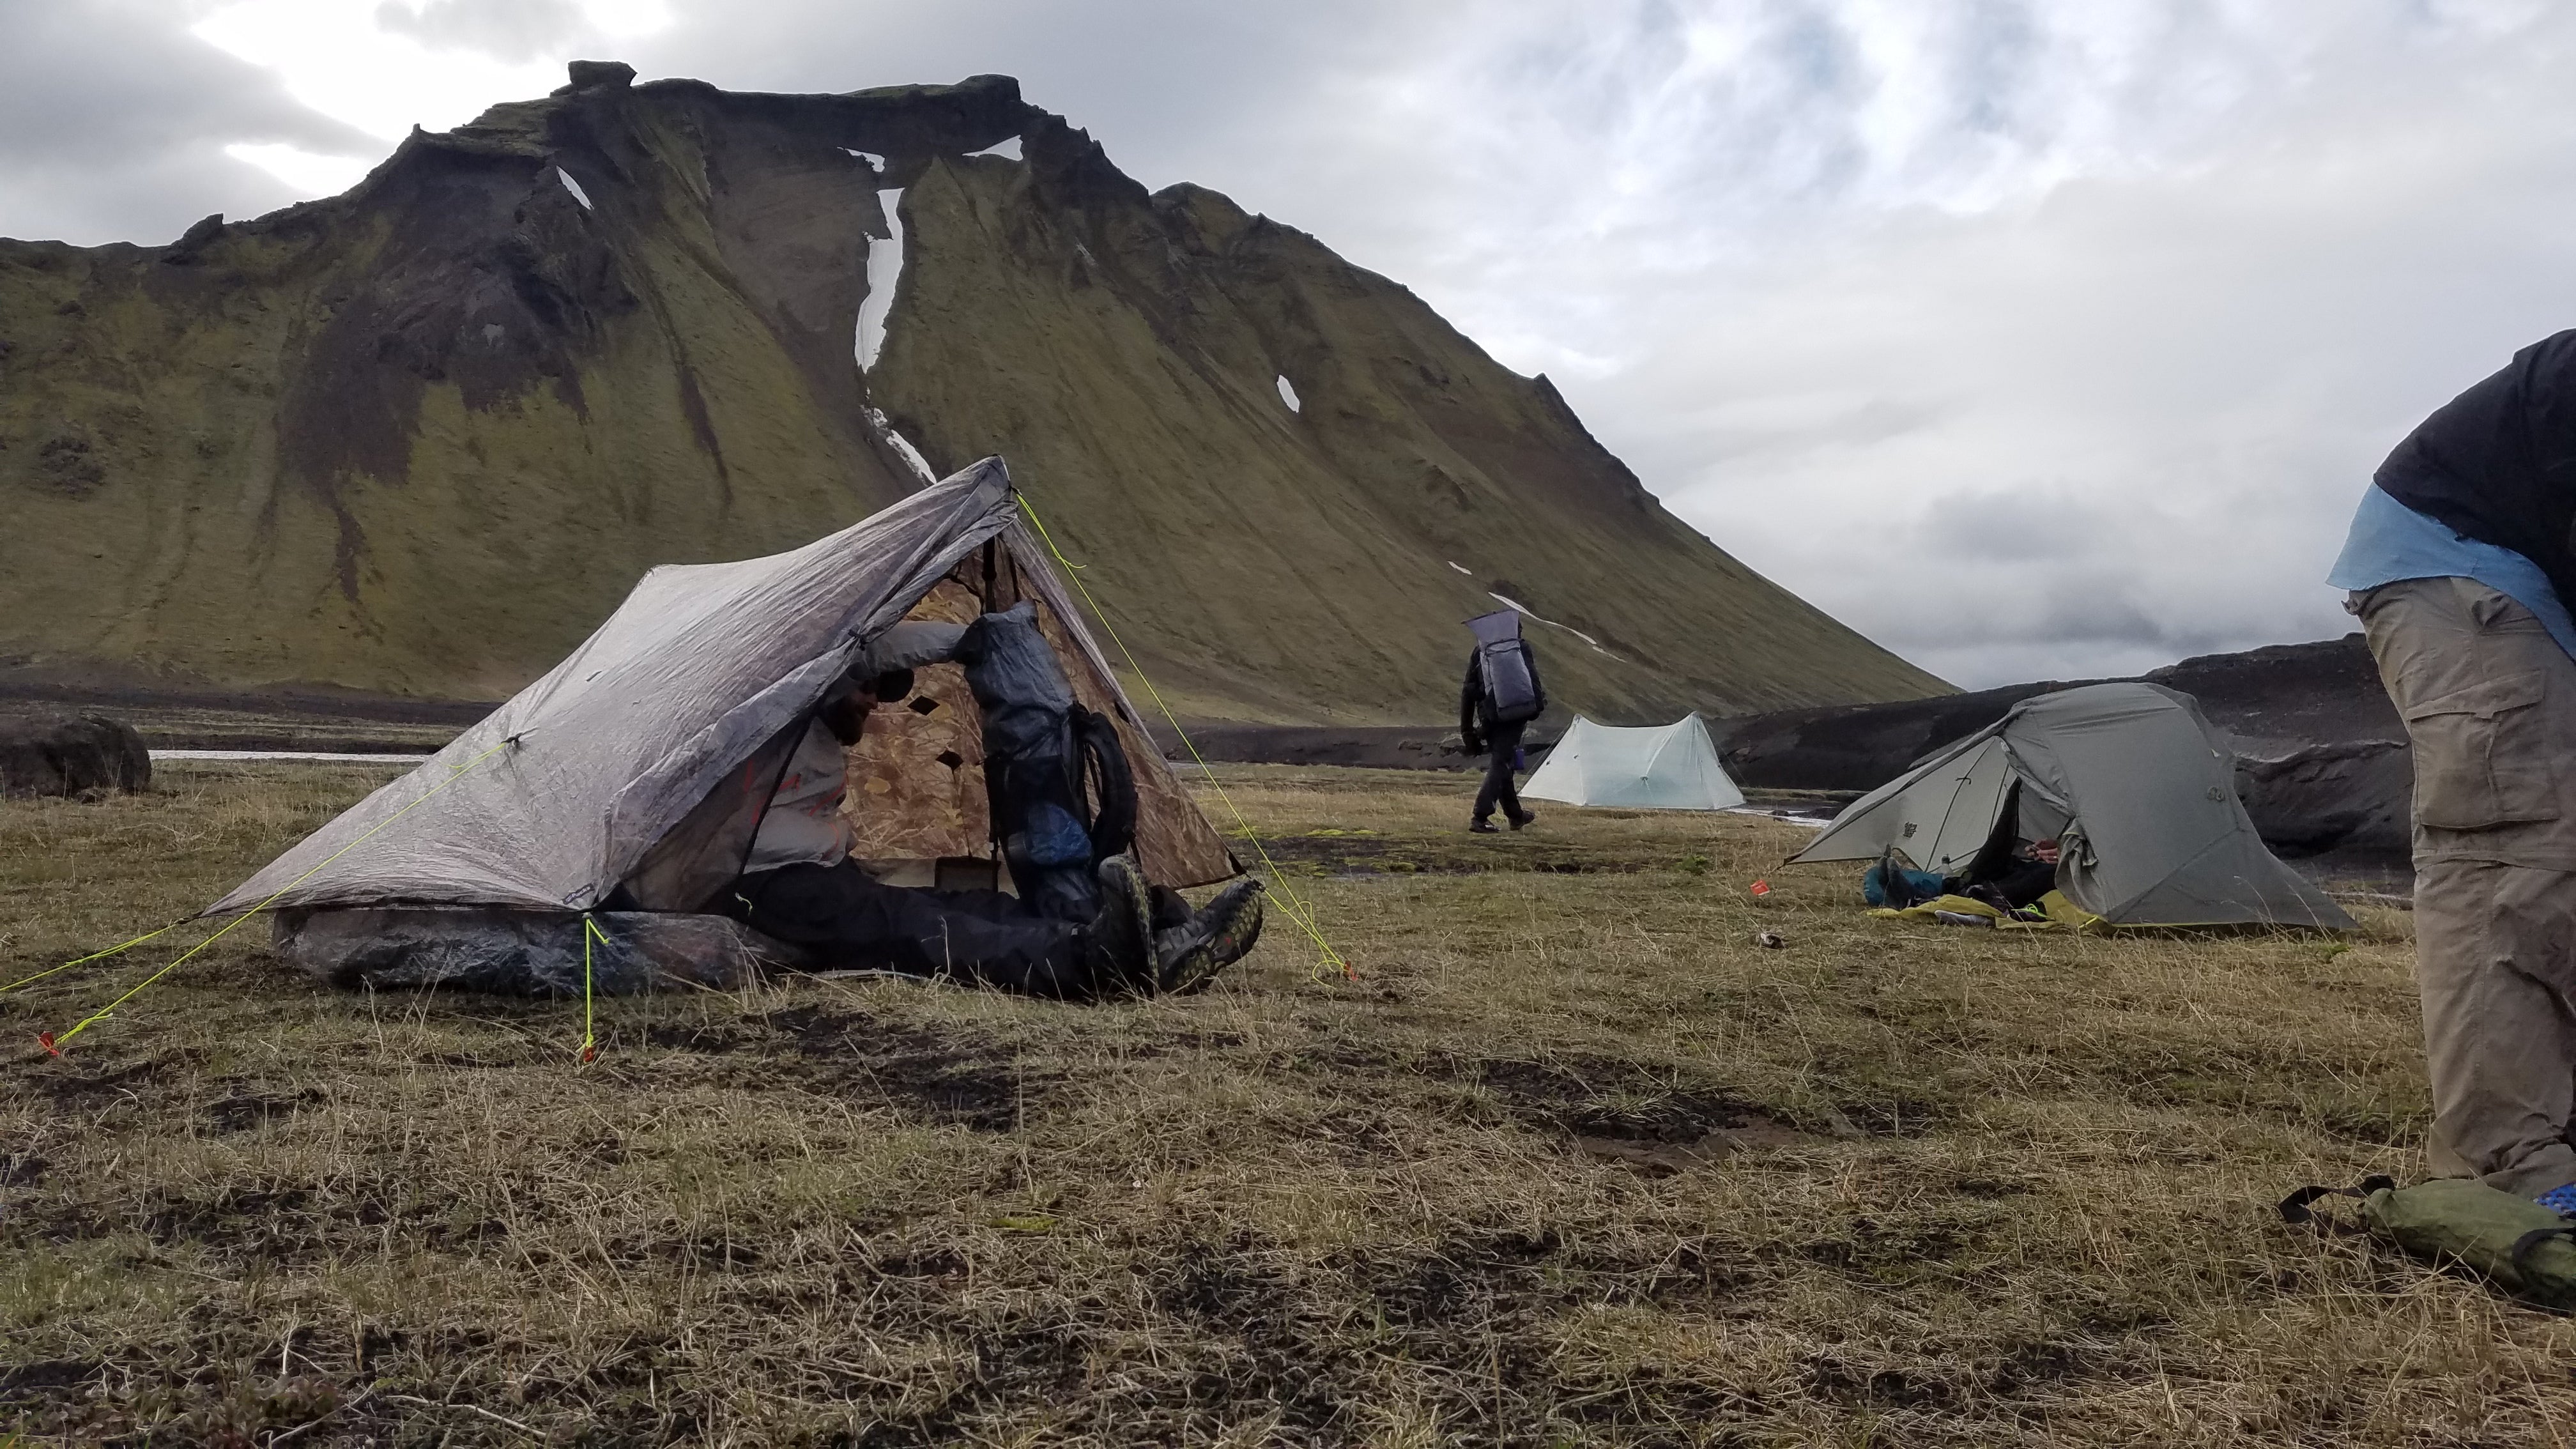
[1521,716,1746,811]
[210,458,1238,992]
[1788,682,2353,928]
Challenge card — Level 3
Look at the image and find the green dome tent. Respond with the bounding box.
[1789,682,2353,929]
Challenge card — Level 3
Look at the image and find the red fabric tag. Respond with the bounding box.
[1749,880,1772,898]
[37,1032,59,1057]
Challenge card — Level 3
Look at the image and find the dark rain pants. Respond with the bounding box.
[1475,718,1530,824]
[1975,857,2060,909]
[730,861,1100,999]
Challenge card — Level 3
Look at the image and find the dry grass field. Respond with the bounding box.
[1,760,2569,1446]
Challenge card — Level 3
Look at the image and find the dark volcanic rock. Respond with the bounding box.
[1705,680,2073,794]
[0,712,150,797]
[2142,634,2401,743]
[558,59,637,93]
[2160,638,2409,862]
[2237,739,2411,860]
[159,213,224,265]
[1154,723,1480,770]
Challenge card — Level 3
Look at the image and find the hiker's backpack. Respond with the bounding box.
[1074,708,1137,862]
[2280,1176,2576,1311]
[958,603,1140,922]
[1478,636,1542,724]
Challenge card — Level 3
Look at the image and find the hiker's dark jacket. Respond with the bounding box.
[2376,328,2576,610]
[1459,646,1546,744]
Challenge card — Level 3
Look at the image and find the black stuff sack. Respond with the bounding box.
[1466,609,1542,725]
[2280,1176,2576,1311]
[956,602,1138,922]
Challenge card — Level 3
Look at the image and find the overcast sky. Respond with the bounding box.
[6,1,2573,687]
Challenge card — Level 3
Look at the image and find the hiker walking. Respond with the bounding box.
[1460,610,1544,833]
[2332,328,2576,1216]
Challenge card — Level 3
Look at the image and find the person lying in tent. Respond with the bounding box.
[724,656,1265,1000]
[1864,839,2060,917]
[1959,837,2060,913]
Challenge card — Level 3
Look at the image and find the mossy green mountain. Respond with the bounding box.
[0,66,1947,723]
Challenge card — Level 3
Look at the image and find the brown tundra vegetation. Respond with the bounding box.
[2,760,2566,1446]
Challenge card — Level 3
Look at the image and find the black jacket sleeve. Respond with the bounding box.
[2375,328,2576,610]
[1460,652,1485,740]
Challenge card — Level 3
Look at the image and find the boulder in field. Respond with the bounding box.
[0,712,150,798]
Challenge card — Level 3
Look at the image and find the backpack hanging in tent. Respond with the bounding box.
[1075,707,1137,861]
[1468,610,1542,724]
[959,601,1140,922]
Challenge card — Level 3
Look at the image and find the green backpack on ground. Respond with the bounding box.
[2281,1176,2576,1310]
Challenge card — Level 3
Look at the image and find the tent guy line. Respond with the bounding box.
[1010,492,1353,980]
[34,733,524,1055]
[579,916,610,1062]
[0,917,188,998]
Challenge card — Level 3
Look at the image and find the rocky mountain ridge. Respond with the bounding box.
[0,65,1948,723]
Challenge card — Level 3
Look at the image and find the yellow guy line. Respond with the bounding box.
[41,735,519,1055]
[579,916,606,1062]
[2,919,188,997]
[1013,494,1352,979]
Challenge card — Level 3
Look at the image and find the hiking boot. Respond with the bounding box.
[1468,819,1500,834]
[1509,810,1538,831]
[1087,854,1157,995]
[1147,884,1193,931]
[1155,878,1266,995]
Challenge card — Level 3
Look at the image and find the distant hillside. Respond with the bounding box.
[0,65,1949,722]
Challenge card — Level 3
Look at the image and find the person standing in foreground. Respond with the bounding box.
[1460,610,1545,834]
[2330,328,2576,1215]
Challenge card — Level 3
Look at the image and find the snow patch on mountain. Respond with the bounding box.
[856,187,905,370]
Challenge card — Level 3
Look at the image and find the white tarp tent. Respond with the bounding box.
[203,458,1244,995]
[1521,716,1745,811]
[210,457,1234,919]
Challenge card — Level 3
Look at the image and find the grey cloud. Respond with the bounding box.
[6,0,2572,693]
[1692,396,1953,468]
[1544,6,2576,685]
[1905,487,2132,559]
[0,0,376,245]
[372,0,588,62]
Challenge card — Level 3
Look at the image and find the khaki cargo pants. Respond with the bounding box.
[2355,576,2576,1196]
